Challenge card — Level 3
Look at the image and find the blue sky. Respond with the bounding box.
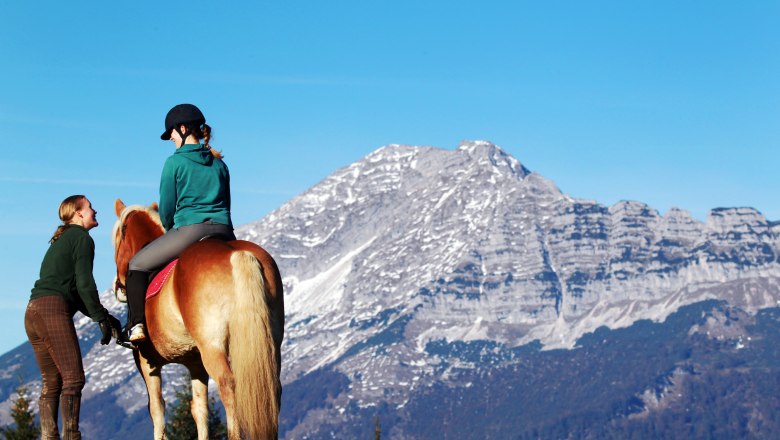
[1,1,778,354]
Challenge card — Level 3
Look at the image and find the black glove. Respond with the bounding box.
[98,314,122,345]
[98,319,112,345]
[108,314,125,343]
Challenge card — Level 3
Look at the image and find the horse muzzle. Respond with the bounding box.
[113,276,128,303]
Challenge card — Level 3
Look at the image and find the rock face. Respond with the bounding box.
[234,141,779,435]
[1,141,778,438]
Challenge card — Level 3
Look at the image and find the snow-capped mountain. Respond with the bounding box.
[239,140,778,370]
[236,141,780,436]
[1,141,778,438]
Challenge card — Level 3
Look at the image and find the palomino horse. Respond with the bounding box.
[112,199,284,440]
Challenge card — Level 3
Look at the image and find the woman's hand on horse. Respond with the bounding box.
[99,314,122,345]
[98,319,112,345]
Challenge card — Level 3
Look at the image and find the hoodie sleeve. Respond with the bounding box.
[159,157,177,231]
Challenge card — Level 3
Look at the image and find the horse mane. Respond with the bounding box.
[112,204,164,249]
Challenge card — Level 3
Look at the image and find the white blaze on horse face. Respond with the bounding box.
[112,275,128,303]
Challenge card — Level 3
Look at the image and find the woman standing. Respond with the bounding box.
[124,103,235,342]
[26,195,121,440]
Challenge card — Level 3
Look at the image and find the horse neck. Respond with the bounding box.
[127,215,165,261]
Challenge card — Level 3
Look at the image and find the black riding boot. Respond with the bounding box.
[61,394,81,440]
[125,270,150,342]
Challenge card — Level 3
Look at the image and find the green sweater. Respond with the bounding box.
[159,143,232,231]
[30,225,108,322]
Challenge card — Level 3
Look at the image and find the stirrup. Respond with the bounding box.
[128,323,147,342]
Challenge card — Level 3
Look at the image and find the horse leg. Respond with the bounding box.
[199,348,240,440]
[133,351,166,440]
[188,364,210,440]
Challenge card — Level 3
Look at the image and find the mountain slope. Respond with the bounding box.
[239,141,777,366]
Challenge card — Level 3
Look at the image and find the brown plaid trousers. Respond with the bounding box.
[24,296,85,398]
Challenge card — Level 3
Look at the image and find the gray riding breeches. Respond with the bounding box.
[128,222,235,272]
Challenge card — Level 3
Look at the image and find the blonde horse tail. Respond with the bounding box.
[230,251,279,439]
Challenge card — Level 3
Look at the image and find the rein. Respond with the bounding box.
[114,211,138,294]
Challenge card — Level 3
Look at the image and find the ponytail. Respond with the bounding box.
[50,225,72,244]
[50,195,86,244]
[201,123,211,148]
[208,146,224,159]
[191,123,223,159]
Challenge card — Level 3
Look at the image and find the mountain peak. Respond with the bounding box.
[457,139,498,153]
[366,143,424,161]
[456,140,531,180]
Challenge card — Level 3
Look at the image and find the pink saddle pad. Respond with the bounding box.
[147,259,178,300]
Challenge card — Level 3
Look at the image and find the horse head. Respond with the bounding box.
[112,198,164,299]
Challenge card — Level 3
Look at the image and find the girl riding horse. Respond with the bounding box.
[124,103,234,342]
[113,200,283,439]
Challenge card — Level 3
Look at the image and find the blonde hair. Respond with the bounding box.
[50,195,86,243]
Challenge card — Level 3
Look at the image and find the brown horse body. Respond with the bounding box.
[112,199,284,440]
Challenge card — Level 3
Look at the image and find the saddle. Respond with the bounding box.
[145,233,232,300]
[146,259,178,300]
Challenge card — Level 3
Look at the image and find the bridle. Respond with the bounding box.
[113,211,137,295]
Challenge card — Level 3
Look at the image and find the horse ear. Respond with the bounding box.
[115,199,126,217]
[150,202,159,212]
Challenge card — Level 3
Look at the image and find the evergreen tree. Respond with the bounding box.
[165,376,227,440]
[0,382,39,440]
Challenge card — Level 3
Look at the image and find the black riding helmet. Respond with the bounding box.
[160,104,206,141]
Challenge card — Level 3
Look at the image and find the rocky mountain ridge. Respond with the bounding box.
[236,140,779,436]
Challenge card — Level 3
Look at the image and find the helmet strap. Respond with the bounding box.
[175,126,190,146]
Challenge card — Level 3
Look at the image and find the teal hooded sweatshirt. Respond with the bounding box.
[159,143,232,231]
